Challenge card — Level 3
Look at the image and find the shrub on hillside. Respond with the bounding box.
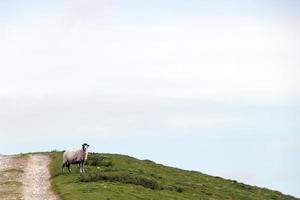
[85,153,113,167]
[80,173,159,190]
[161,185,184,193]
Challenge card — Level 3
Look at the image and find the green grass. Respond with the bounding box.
[48,152,299,200]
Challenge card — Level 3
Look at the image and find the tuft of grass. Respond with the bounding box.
[0,181,23,187]
[2,168,24,174]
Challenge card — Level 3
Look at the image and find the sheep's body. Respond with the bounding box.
[63,149,88,164]
[62,143,89,173]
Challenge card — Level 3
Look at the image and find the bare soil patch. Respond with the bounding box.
[0,154,59,200]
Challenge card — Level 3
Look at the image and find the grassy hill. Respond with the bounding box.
[49,152,298,200]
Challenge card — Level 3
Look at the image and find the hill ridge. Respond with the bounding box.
[49,151,299,200]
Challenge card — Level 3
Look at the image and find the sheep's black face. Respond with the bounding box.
[82,143,90,150]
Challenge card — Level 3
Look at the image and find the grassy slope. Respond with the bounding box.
[48,152,298,200]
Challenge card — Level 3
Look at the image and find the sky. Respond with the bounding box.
[0,0,300,197]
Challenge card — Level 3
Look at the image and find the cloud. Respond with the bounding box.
[0,1,299,153]
[0,9,299,103]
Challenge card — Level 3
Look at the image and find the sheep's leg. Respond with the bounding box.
[67,162,71,173]
[62,163,65,173]
[78,163,81,173]
[82,161,85,173]
[80,161,83,173]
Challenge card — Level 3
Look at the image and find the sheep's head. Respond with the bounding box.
[82,143,90,151]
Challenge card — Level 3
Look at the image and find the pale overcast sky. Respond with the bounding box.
[0,0,299,197]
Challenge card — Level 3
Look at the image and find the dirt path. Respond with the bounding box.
[0,154,60,200]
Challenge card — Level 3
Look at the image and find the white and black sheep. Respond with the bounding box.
[62,143,90,173]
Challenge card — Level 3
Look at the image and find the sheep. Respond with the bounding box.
[62,143,90,173]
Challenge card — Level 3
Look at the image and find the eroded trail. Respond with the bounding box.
[22,154,59,200]
[0,154,59,200]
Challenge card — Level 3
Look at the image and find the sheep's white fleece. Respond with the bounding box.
[63,149,88,164]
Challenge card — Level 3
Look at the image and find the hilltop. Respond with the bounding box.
[49,152,298,200]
